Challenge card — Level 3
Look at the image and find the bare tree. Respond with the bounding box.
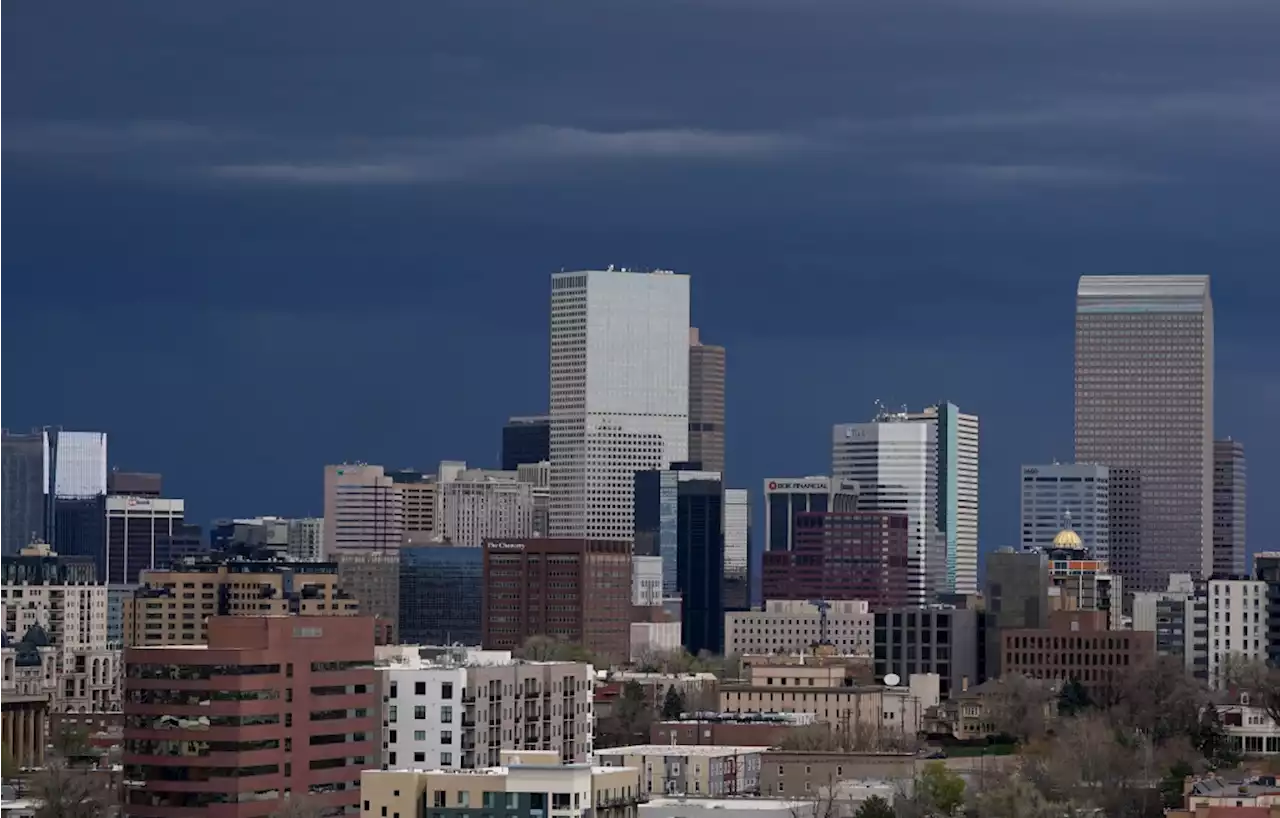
[1104,655,1206,744]
[29,758,112,818]
[981,674,1054,743]
[1220,656,1280,725]
[271,796,330,818]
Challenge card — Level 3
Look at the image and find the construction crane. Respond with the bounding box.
[809,599,832,646]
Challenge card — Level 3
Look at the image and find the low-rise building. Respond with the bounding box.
[362,750,642,818]
[1000,610,1154,699]
[922,677,1060,741]
[651,712,817,748]
[873,607,982,700]
[631,622,682,661]
[725,601,873,657]
[595,745,766,797]
[759,752,916,796]
[1217,698,1280,756]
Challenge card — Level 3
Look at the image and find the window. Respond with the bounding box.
[441,706,453,724]
[442,682,454,699]
[457,792,470,807]
[414,731,426,741]
[415,681,426,696]
[441,730,453,745]
[388,706,397,723]
[507,793,519,809]
[435,792,446,808]
[441,752,453,766]
[389,682,398,699]
[414,752,425,763]
[414,706,427,720]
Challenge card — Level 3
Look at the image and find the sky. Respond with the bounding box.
[4,0,1279,561]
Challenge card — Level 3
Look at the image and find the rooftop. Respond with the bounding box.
[595,745,770,757]
[643,798,814,811]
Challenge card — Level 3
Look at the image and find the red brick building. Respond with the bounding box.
[122,616,376,818]
[1000,610,1155,699]
[482,538,632,662]
[762,512,909,608]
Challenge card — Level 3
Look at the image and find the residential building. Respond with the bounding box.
[438,469,534,547]
[1208,578,1267,689]
[1132,574,1209,681]
[549,269,691,541]
[1,430,48,557]
[123,556,360,646]
[361,750,641,818]
[650,712,818,749]
[594,745,766,797]
[924,676,1061,741]
[377,649,595,769]
[759,753,917,799]
[104,496,186,585]
[723,489,749,612]
[725,600,873,657]
[632,557,663,608]
[762,478,859,554]
[1214,439,1247,578]
[107,584,135,648]
[122,615,377,817]
[1075,275,1214,590]
[635,464,722,597]
[337,550,402,643]
[482,538,632,662]
[400,545,484,646]
[324,463,403,556]
[391,470,438,544]
[1257,553,1280,667]
[517,461,551,538]
[688,328,725,476]
[1213,699,1280,757]
[762,512,910,608]
[1019,464,1110,558]
[1000,610,1155,699]
[288,517,325,562]
[983,548,1050,679]
[602,672,721,714]
[502,415,551,471]
[873,608,980,700]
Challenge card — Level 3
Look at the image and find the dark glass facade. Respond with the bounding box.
[501,416,550,471]
[676,478,724,656]
[53,496,107,579]
[1,430,47,556]
[400,545,483,645]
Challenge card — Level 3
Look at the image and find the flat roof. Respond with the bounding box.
[644,799,811,810]
[595,745,770,757]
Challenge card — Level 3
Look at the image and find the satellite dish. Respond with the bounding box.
[884,673,901,687]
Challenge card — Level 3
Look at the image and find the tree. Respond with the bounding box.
[1160,759,1195,810]
[1192,704,1240,769]
[966,769,1064,818]
[597,681,652,747]
[1220,656,1280,726]
[983,674,1053,743]
[661,685,686,720]
[1057,677,1091,717]
[517,635,598,664]
[271,796,330,818]
[50,724,92,760]
[776,725,845,752]
[852,795,895,818]
[29,758,111,818]
[915,761,966,817]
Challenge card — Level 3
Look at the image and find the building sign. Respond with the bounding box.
[766,479,830,492]
[488,541,526,551]
[126,497,152,509]
[1023,467,1040,476]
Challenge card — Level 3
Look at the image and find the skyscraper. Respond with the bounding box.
[1,430,47,555]
[1075,275,1214,590]
[323,463,403,556]
[47,431,109,577]
[1020,463,1110,557]
[634,463,722,597]
[762,477,860,553]
[722,488,750,611]
[688,327,726,476]
[501,415,551,471]
[548,269,690,540]
[1213,439,1246,577]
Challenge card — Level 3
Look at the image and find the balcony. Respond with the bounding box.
[462,714,476,727]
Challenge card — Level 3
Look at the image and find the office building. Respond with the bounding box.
[1075,275,1214,590]
[122,616,376,817]
[517,461,551,537]
[105,496,186,585]
[502,415,551,471]
[723,489,749,612]
[1043,528,1123,630]
[632,556,663,608]
[400,545,484,646]
[107,471,162,497]
[210,515,289,556]
[361,750,641,818]
[688,328,726,476]
[675,476,725,656]
[2,430,48,556]
[337,550,401,643]
[873,607,981,699]
[438,469,534,547]
[1132,574,1208,682]
[482,538,632,662]
[123,556,360,646]
[630,621,682,661]
[1001,610,1154,699]
[1020,464,1110,557]
[376,648,596,769]
[1106,466,1143,585]
[635,464,722,597]
[391,469,438,543]
[595,745,765,797]
[833,403,979,603]
[983,548,1050,678]
[762,512,910,609]
[324,463,403,556]
[1214,439,1246,578]
[725,600,873,656]
[549,269,690,541]
[1207,578,1266,689]
[762,477,859,554]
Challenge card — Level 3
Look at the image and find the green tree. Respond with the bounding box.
[1058,677,1091,717]
[916,761,966,817]
[597,681,652,748]
[660,685,686,720]
[852,795,895,818]
[1161,759,1195,810]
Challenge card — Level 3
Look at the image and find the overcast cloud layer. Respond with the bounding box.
[4,0,1278,553]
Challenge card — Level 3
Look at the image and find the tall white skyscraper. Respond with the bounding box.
[549,269,690,540]
[1020,464,1110,557]
[723,488,750,610]
[832,403,979,602]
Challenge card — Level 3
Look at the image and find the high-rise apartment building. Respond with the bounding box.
[123,615,376,818]
[549,269,690,541]
[1131,574,1208,683]
[2,430,48,556]
[723,489,750,611]
[1207,578,1265,689]
[399,545,484,646]
[1213,439,1246,578]
[762,512,910,608]
[438,470,534,547]
[324,463,403,556]
[762,477,860,553]
[1020,464,1110,557]
[688,327,726,476]
[106,496,185,584]
[634,464,722,597]
[502,415,551,471]
[1075,275,1214,590]
[481,538,632,662]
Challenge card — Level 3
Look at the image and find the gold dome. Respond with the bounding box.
[1052,529,1084,549]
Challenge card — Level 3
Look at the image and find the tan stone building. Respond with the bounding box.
[759,751,917,796]
[594,745,766,797]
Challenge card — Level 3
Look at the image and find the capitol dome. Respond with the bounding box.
[1052,529,1084,549]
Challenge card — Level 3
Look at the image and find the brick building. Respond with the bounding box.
[1000,610,1155,699]
[482,538,632,662]
[762,512,909,608]
[122,615,376,818]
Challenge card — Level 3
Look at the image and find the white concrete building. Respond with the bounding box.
[437,469,534,547]
[287,517,324,561]
[633,556,664,607]
[631,622,683,661]
[323,464,403,555]
[517,461,551,537]
[549,269,690,541]
[1020,463,1110,559]
[725,600,872,656]
[723,489,750,608]
[1209,578,1267,689]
